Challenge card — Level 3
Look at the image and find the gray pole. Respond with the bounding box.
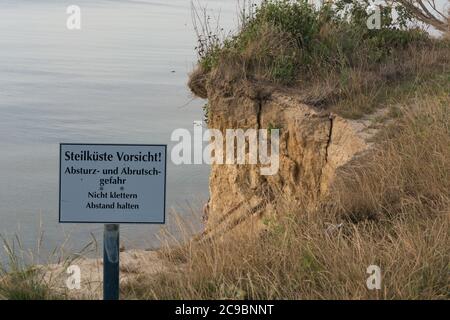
[103,224,120,300]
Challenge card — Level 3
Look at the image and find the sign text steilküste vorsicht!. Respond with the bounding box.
[64,150,162,162]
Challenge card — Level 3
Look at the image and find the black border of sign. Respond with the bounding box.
[59,143,167,224]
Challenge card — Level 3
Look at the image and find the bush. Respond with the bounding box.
[197,0,430,83]
[190,1,449,120]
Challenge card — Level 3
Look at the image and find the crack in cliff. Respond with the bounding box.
[325,114,334,163]
[256,98,263,130]
[256,97,269,186]
[317,114,334,196]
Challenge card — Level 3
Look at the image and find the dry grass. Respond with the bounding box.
[122,89,450,300]
[334,94,450,222]
[328,44,450,118]
[0,232,96,300]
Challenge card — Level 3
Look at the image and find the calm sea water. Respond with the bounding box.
[0,0,240,261]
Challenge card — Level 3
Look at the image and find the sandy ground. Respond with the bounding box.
[43,249,169,299]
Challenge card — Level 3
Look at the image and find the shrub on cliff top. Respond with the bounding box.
[196,0,430,84]
[191,0,449,119]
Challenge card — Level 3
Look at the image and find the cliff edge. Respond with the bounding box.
[190,73,385,239]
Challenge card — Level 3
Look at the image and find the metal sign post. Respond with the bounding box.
[103,224,120,300]
[59,144,167,301]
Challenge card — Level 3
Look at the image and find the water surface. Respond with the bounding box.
[0,0,240,261]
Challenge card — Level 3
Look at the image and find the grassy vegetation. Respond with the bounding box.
[189,0,449,118]
[0,268,61,300]
[0,233,95,300]
[0,235,61,300]
[121,82,449,299]
[197,0,426,74]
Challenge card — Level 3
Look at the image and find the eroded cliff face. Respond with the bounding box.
[192,74,378,238]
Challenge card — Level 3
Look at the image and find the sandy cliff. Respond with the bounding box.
[190,72,380,239]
